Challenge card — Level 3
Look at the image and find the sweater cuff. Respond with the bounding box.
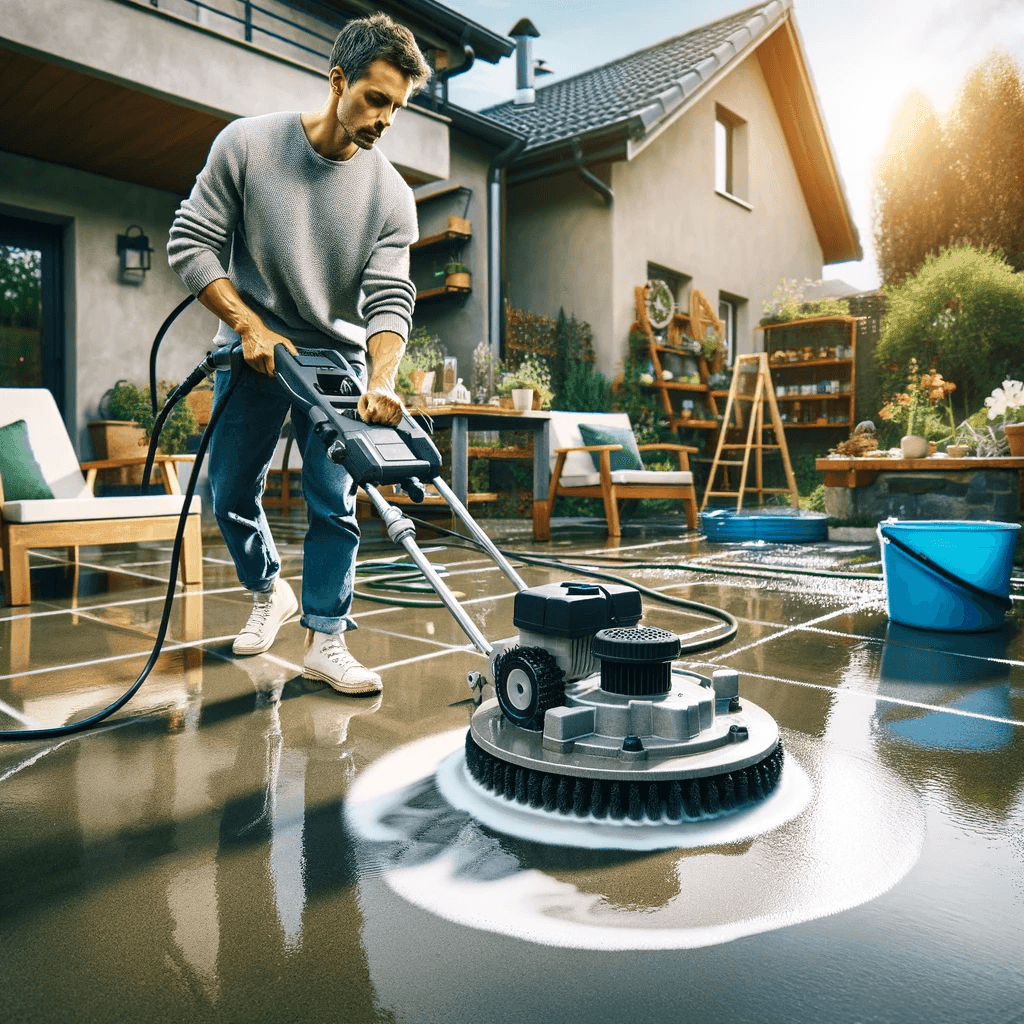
[365,312,411,343]
[178,253,232,299]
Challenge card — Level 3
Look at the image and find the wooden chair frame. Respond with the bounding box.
[534,441,699,540]
[1,454,201,607]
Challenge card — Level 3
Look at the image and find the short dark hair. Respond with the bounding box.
[329,13,431,92]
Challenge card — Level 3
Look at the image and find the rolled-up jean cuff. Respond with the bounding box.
[301,614,357,634]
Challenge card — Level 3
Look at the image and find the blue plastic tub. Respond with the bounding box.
[700,508,828,543]
[878,520,1020,632]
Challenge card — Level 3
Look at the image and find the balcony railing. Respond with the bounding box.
[143,0,342,68]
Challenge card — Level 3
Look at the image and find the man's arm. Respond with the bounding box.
[197,278,297,376]
[357,331,406,426]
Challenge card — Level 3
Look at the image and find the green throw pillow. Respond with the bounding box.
[577,422,643,472]
[0,419,55,501]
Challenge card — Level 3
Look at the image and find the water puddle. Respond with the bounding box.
[346,727,925,949]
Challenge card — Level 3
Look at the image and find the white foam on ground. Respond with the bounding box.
[345,728,924,951]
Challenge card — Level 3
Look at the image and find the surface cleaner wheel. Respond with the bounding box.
[493,646,566,730]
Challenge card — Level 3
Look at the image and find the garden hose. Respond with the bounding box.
[0,352,244,742]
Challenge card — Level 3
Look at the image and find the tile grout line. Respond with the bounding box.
[688,662,1024,728]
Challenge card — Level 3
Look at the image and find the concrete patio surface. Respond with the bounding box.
[2,511,1023,1024]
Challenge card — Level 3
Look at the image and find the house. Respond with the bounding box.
[482,0,861,381]
[0,0,516,453]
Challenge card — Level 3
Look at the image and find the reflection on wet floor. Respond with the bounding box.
[2,514,1024,1023]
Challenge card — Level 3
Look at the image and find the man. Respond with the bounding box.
[168,14,431,695]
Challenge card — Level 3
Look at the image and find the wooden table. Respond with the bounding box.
[411,404,551,534]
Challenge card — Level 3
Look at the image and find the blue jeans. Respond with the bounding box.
[208,349,367,634]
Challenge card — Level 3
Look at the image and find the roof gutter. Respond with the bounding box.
[571,136,613,207]
[488,133,529,362]
[432,27,476,111]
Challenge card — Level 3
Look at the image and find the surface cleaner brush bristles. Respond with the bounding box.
[464,733,784,823]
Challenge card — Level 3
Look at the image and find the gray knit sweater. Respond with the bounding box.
[168,112,417,350]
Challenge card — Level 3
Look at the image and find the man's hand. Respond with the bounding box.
[197,277,297,376]
[240,320,297,377]
[358,331,406,427]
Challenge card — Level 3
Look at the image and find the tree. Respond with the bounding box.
[875,246,1024,420]
[873,51,1024,286]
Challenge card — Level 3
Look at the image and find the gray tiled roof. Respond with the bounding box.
[482,1,788,150]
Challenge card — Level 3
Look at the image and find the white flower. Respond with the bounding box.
[986,380,1024,420]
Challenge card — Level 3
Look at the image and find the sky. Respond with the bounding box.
[443,0,1024,292]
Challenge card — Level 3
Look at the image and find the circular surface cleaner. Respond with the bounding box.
[345,728,925,951]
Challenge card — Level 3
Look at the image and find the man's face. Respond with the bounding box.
[333,59,414,150]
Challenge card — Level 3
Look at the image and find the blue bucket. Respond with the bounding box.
[878,520,1020,632]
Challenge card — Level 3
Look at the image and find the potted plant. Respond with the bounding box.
[438,261,470,290]
[701,329,724,375]
[984,379,1024,455]
[496,356,554,410]
[396,328,445,401]
[90,379,198,486]
[877,359,956,459]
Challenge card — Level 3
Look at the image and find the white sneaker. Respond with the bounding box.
[302,629,383,695]
[232,578,299,655]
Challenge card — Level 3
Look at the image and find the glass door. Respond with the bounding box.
[0,214,65,413]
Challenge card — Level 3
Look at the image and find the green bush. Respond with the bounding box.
[554,359,612,412]
[103,380,198,456]
[875,246,1024,420]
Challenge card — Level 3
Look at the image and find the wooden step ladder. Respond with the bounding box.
[700,353,799,511]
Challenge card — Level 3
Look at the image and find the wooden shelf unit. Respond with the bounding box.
[633,290,722,430]
[411,184,473,304]
[757,316,858,434]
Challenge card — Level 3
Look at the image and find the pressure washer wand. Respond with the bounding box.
[362,483,493,656]
[429,476,527,593]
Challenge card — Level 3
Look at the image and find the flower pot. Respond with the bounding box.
[946,444,970,459]
[88,420,156,487]
[1005,423,1024,456]
[186,389,213,427]
[511,388,534,412]
[447,215,471,236]
[445,272,470,290]
[900,434,929,459]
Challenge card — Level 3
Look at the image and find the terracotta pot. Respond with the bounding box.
[1005,422,1024,456]
[900,434,929,459]
[445,272,470,290]
[88,420,157,487]
[946,445,970,458]
[186,389,213,426]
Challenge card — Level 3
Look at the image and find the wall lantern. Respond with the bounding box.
[117,225,154,284]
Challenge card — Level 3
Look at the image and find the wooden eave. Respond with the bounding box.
[0,46,227,196]
[756,17,861,263]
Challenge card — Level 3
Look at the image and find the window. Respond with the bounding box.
[0,215,66,414]
[646,262,691,313]
[715,105,748,205]
[718,292,746,367]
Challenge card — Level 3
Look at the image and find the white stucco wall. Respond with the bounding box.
[611,53,823,366]
[1,151,220,456]
[504,52,825,378]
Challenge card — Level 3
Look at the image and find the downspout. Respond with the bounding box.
[571,137,614,207]
[488,135,528,367]
[433,28,476,111]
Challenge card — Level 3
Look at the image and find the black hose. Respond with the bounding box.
[0,364,241,742]
[148,294,196,415]
[402,516,739,654]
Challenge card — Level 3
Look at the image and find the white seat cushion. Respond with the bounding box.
[560,470,693,488]
[3,494,201,524]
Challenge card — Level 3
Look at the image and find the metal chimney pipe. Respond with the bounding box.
[509,17,540,105]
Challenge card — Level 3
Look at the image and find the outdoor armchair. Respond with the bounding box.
[0,387,202,605]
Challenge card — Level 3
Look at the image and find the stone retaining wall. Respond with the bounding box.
[825,469,1020,523]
